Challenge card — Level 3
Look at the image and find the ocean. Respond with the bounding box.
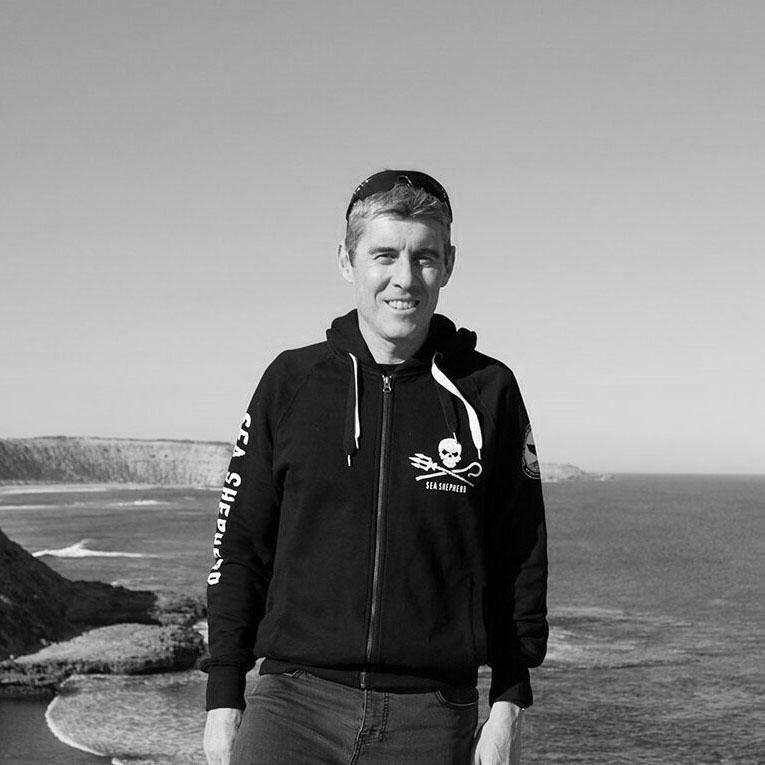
[0,475,763,764]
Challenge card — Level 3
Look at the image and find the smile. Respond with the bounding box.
[385,299,420,311]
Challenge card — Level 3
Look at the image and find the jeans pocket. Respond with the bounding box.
[434,687,479,711]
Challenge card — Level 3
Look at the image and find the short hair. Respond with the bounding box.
[344,183,452,260]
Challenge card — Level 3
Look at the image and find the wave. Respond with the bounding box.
[45,699,109,759]
[32,539,156,559]
[46,672,209,763]
[2,498,168,512]
[544,619,693,670]
[0,503,59,511]
[554,605,631,620]
[553,604,693,629]
[0,483,150,495]
[109,499,163,507]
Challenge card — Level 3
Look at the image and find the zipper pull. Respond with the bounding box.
[382,375,392,393]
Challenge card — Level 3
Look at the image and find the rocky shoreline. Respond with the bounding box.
[0,527,206,698]
[1,624,204,698]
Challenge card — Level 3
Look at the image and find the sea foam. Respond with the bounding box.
[33,539,155,559]
[46,672,209,764]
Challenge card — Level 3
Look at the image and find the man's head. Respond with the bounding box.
[338,170,456,363]
[343,170,452,262]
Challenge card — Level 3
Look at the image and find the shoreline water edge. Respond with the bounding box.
[1,475,763,763]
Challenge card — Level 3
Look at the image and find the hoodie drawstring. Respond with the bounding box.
[345,353,361,466]
[343,351,483,466]
[431,355,483,460]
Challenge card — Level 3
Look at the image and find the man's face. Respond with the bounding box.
[338,215,455,356]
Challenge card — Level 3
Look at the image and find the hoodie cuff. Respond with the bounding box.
[489,653,533,708]
[205,665,247,711]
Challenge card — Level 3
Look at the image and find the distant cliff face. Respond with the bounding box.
[0,437,231,487]
[0,437,605,487]
[540,462,608,482]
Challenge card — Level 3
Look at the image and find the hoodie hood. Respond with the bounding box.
[326,310,477,370]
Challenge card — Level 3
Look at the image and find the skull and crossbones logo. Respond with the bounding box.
[410,437,482,487]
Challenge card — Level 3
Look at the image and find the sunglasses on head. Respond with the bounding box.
[345,170,452,223]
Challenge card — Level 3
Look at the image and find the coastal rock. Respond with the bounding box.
[540,462,612,482]
[0,528,74,660]
[0,527,205,662]
[1,624,204,695]
[65,582,206,629]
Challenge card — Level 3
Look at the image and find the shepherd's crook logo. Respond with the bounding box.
[410,437,482,488]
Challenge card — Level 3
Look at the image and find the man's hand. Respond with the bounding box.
[471,700,523,764]
[204,707,243,765]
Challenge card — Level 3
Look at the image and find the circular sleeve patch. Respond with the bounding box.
[522,423,541,480]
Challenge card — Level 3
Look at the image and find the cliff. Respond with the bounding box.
[0,526,204,660]
[540,462,611,482]
[0,436,231,487]
[0,527,205,694]
[0,436,605,487]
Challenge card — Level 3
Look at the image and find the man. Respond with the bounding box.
[202,170,548,764]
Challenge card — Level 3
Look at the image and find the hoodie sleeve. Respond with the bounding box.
[485,373,549,708]
[200,362,284,711]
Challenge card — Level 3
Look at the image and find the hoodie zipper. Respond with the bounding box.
[361,373,393,688]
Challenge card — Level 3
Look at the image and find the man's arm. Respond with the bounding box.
[487,446,548,706]
[202,361,285,711]
[481,372,548,760]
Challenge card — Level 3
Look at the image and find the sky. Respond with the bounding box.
[1,1,763,474]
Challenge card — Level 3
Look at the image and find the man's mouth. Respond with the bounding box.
[385,299,419,311]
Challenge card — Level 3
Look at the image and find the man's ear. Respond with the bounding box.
[441,245,456,287]
[337,242,354,284]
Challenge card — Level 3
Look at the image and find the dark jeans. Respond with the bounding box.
[232,670,479,764]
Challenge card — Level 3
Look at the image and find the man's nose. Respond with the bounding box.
[393,255,416,289]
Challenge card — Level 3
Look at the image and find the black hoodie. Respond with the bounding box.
[202,310,548,710]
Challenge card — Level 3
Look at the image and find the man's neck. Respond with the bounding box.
[357,319,428,365]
